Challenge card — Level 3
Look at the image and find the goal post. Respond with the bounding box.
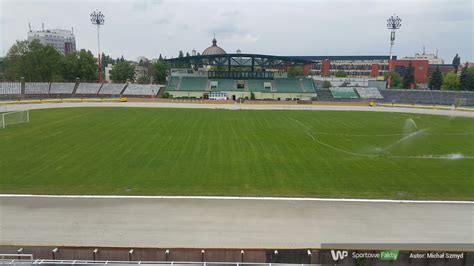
[1,109,29,129]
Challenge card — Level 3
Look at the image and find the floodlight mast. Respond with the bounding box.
[387,14,401,63]
[90,10,105,82]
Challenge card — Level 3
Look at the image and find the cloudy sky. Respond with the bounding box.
[1,0,473,62]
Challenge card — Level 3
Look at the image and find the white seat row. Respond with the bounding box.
[75,83,102,94]
[123,84,163,96]
[25,82,50,94]
[49,83,76,94]
[355,87,383,99]
[0,82,21,95]
[99,83,126,95]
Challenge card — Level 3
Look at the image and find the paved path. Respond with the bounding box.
[3,102,474,118]
[1,196,473,250]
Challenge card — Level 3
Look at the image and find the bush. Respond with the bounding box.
[322,80,331,88]
[334,70,347,77]
[250,92,255,100]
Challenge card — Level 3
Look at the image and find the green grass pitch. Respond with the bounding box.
[1,107,473,200]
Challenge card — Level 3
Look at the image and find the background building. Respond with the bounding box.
[402,49,444,65]
[292,56,393,78]
[27,25,76,55]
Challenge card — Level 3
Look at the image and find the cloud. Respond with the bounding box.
[131,0,163,12]
[0,0,472,61]
[153,18,170,25]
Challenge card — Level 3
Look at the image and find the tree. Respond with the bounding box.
[452,53,461,73]
[158,54,163,61]
[153,61,169,84]
[428,67,442,90]
[136,76,150,84]
[3,40,62,81]
[0,57,5,80]
[385,71,403,88]
[460,63,474,91]
[442,71,460,91]
[110,61,135,83]
[185,52,190,57]
[334,69,347,77]
[322,80,331,88]
[178,50,184,58]
[402,63,415,89]
[250,92,255,100]
[61,49,98,81]
[287,66,304,77]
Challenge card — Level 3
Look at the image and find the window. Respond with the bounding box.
[237,80,245,89]
[210,81,218,90]
[264,82,272,90]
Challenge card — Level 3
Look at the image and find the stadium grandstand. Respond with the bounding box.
[0,81,163,99]
[75,83,103,95]
[123,84,164,96]
[165,70,317,101]
[49,82,76,94]
[25,82,50,94]
[0,82,21,95]
[1,79,474,106]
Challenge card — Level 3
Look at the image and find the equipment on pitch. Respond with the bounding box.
[1,109,29,128]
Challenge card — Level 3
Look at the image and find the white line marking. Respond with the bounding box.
[0,194,472,204]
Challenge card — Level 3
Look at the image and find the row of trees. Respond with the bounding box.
[108,60,169,84]
[0,40,171,84]
[2,40,98,82]
[428,64,474,91]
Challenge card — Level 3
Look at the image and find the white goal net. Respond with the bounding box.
[1,109,29,128]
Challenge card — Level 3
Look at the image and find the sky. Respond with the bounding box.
[1,0,473,62]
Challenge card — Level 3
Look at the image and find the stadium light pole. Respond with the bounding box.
[386,14,401,88]
[90,10,105,83]
[387,14,401,62]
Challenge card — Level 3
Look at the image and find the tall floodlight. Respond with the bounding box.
[90,10,105,82]
[387,14,401,62]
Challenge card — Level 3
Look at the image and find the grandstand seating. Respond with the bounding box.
[301,79,315,92]
[0,82,21,95]
[211,79,236,91]
[123,84,162,96]
[75,83,102,94]
[167,77,179,90]
[329,87,359,98]
[99,83,126,95]
[355,87,383,99]
[273,79,303,93]
[25,82,50,94]
[178,77,208,91]
[379,89,474,106]
[315,89,334,100]
[247,80,266,92]
[49,83,76,94]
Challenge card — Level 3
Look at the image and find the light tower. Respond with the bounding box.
[90,10,105,82]
[387,14,401,63]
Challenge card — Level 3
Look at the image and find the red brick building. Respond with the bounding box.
[389,59,429,84]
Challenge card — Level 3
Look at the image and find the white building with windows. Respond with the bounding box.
[27,27,76,55]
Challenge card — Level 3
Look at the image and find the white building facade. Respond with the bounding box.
[27,28,76,55]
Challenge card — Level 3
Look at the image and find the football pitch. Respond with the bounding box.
[1,107,473,200]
